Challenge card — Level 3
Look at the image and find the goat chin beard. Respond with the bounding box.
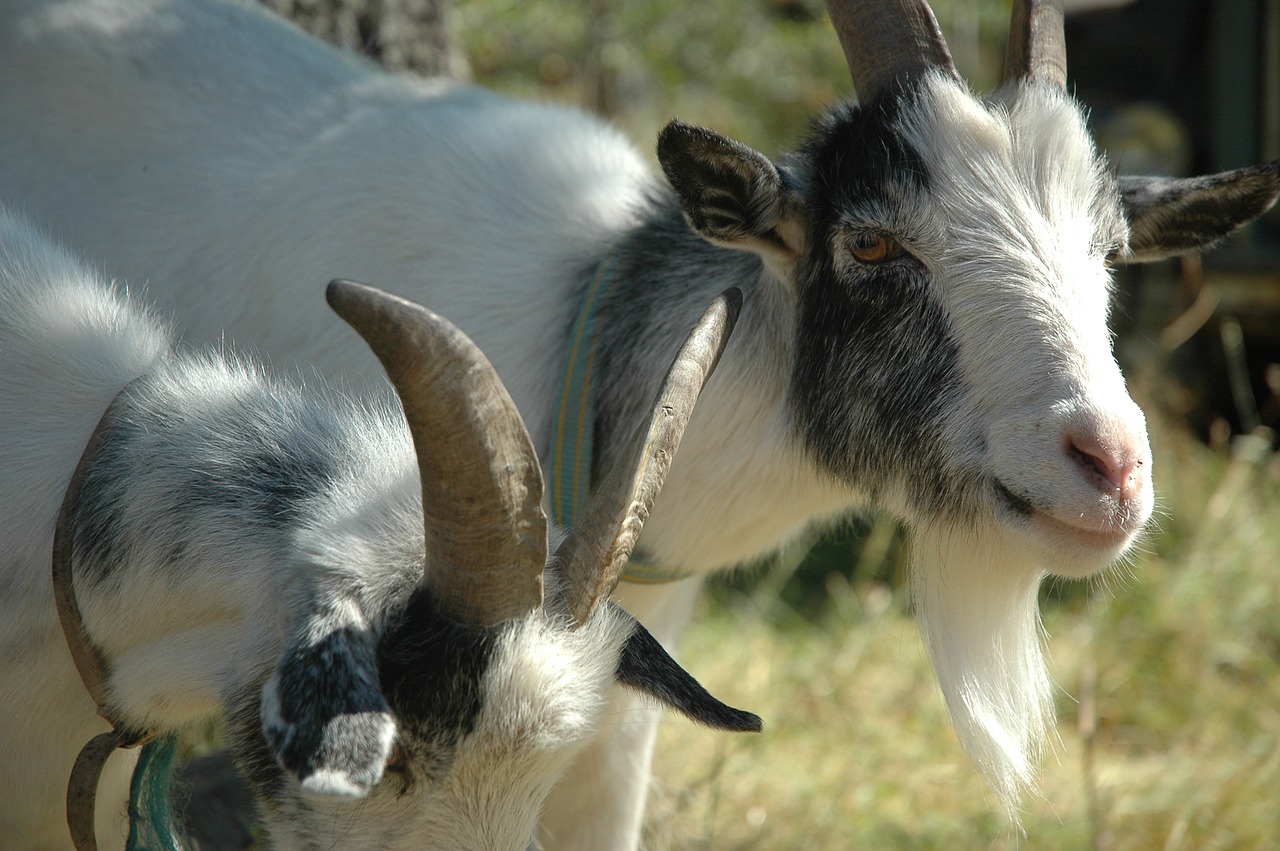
[911,523,1055,822]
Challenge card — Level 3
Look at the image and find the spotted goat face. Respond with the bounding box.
[227,283,758,850]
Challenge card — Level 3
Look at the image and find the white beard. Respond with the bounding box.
[911,523,1055,817]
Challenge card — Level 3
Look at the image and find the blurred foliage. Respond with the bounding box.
[453,0,1014,154]
[260,0,469,75]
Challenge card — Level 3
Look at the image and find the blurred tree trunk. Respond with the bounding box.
[260,0,469,78]
[586,0,616,117]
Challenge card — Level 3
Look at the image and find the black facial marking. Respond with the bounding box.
[789,99,969,516]
[265,625,392,790]
[994,480,1036,518]
[377,590,497,782]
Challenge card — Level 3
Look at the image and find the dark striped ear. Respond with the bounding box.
[658,119,807,263]
[1117,161,1280,263]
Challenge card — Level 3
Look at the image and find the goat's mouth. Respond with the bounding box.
[993,480,1139,557]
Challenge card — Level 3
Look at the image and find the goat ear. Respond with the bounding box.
[658,119,807,265]
[261,619,396,799]
[613,608,762,734]
[1117,161,1280,263]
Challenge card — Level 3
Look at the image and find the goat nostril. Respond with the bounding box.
[1068,437,1144,498]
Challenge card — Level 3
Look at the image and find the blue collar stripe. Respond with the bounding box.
[549,246,689,584]
[549,247,615,529]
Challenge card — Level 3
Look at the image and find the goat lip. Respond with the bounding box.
[1027,510,1136,552]
[994,480,1139,552]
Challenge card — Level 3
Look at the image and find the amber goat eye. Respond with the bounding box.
[848,232,903,264]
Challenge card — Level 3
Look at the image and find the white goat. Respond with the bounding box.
[0,207,757,850]
[1,0,1277,843]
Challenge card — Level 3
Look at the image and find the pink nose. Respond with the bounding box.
[1068,430,1148,500]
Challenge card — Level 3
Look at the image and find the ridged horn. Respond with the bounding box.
[327,279,546,627]
[1003,0,1067,90]
[825,0,957,104]
[554,289,742,627]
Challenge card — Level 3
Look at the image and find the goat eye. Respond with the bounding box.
[848,232,904,264]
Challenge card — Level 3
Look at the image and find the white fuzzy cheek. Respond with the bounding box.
[480,614,624,750]
[298,768,373,800]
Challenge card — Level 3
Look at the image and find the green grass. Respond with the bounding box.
[645,419,1280,850]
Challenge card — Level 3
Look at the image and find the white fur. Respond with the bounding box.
[257,611,634,851]
[0,209,680,850]
[884,76,1151,811]
[0,1,1165,842]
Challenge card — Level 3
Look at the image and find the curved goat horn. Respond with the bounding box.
[825,0,957,104]
[554,289,742,627]
[327,279,546,627]
[1003,0,1067,90]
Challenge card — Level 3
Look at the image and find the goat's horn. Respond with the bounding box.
[825,0,957,105]
[1002,0,1067,90]
[327,279,546,627]
[553,289,742,627]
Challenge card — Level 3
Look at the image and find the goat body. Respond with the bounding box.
[0,208,755,849]
[1,0,1277,844]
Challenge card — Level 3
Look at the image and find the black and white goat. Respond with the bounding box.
[0,207,756,850]
[1,0,1277,842]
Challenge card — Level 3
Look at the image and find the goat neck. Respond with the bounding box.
[554,289,741,626]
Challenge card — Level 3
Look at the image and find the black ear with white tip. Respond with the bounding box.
[261,617,396,799]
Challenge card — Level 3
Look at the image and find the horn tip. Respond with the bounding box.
[326,277,370,307]
[718,287,744,326]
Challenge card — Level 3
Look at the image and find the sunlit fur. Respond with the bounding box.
[0,210,724,849]
[880,75,1149,813]
[243,608,632,851]
[3,0,1271,841]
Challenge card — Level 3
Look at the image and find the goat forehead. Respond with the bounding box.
[886,76,1126,364]
[896,75,1127,270]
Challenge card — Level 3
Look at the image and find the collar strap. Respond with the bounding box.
[53,384,159,851]
[548,245,690,585]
